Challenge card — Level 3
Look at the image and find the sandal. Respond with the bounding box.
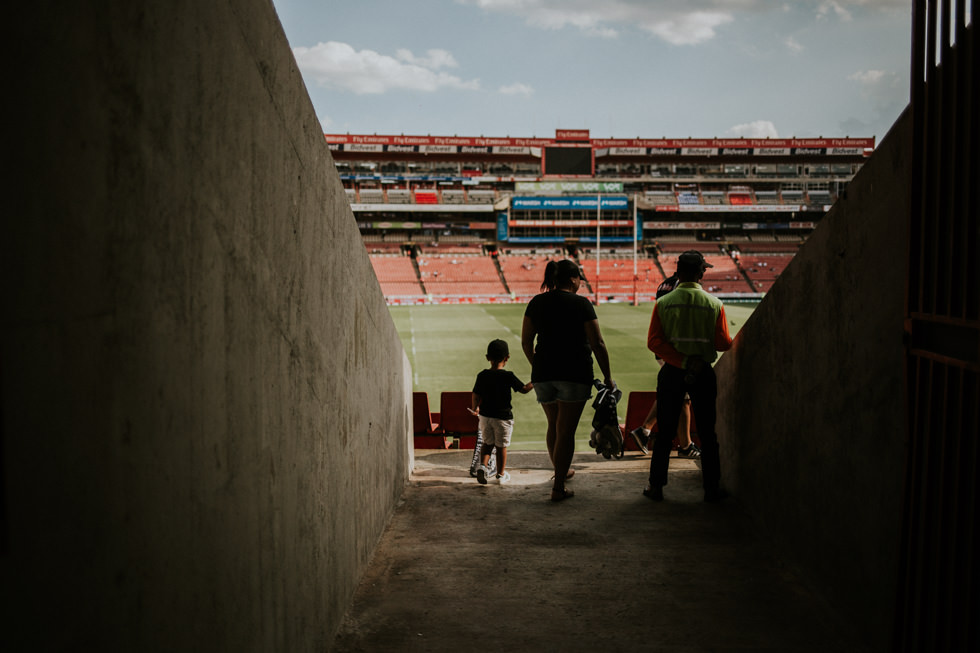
[550,469,575,481]
[550,488,575,502]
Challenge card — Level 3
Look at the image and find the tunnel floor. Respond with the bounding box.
[332,450,870,652]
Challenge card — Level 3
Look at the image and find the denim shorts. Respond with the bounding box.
[533,381,592,404]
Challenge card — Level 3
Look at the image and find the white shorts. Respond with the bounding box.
[479,416,514,448]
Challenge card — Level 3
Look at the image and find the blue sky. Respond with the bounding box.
[272,0,912,142]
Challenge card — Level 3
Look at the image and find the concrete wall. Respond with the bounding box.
[2,2,412,650]
[715,109,911,652]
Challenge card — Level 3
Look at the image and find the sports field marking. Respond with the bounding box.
[408,312,419,385]
[479,306,522,340]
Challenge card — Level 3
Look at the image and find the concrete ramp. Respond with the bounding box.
[332,451,870,652]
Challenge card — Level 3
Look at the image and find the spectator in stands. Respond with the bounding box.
[521,259,614,502]
[644,250,733,502]
[629,273,701,459]
[470,339,533,486]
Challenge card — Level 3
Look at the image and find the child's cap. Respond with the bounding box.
[486,339,509,360]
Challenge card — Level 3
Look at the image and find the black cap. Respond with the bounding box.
[678,250,713,269]
[487,339,509,360]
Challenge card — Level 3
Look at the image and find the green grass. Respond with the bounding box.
[390,301,756,451]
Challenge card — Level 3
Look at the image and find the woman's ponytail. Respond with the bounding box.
[540,259,580,292]
[540,260,559,292]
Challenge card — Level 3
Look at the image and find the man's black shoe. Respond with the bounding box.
[643,486,664,501]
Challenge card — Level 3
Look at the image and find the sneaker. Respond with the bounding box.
[677,443,701,459]
[476,465,487,485]
[495,471,511,484]
[629,427,650,454]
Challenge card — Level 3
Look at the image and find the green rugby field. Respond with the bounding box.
[389,301,756,451]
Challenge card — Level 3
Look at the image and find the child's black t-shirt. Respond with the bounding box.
[472,369,526,420]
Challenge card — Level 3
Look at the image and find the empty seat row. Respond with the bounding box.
[413,390,702,453]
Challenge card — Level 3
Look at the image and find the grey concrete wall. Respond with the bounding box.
[715,109,911,652]
[3,2,412,650]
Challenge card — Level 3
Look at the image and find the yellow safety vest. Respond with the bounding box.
[655,282,725,364]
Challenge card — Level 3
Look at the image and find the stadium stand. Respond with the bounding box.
[387,188,411,204]
[781,189,804,205]
[369,254,424,298]
[644,190,677,206]
[739,253,793,292]
[414,189,438,204]
[498,252,562,300]
[807,190,833,206]
[418,253,507,298]
[467,190,496,204]
[423,244,483,255]
[330,130,871,303]
[657,240,707,252]
[437,234,488,244]
[579,253,664,300]
[658,252,754,295]
[739,240,800,253]
[441,189,464,204]
[358,188,384,203]
[701,190,726,205]
[728,187,754,205]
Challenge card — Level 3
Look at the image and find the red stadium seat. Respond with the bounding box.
[622,391,656,451]
[621,390,701,451]
[439,391,480,449]
[413,392,450,449]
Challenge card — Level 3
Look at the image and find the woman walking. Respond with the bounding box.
[521,259,614,502]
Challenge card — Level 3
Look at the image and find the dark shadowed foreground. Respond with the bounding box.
[332,450,869,653]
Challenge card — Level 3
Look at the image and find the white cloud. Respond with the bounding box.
[499,82,534,96]
[845,69,906,137]
[848,69,887,85]
[395,48,459,70]
[727,120,779,138]
[292,41,480,94]
[784,36,804,53]
[643,11,734,46]
[817,1,852,21]
[814,0,906,21]
[458,0,908,46]
[458,0,739,45]
[848,69,903,109]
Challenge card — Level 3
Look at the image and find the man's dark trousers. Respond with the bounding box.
[648,363,721,492]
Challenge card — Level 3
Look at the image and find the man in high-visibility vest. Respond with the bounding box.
[644,250,733,502]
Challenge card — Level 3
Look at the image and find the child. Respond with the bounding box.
[470,339,532,485]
